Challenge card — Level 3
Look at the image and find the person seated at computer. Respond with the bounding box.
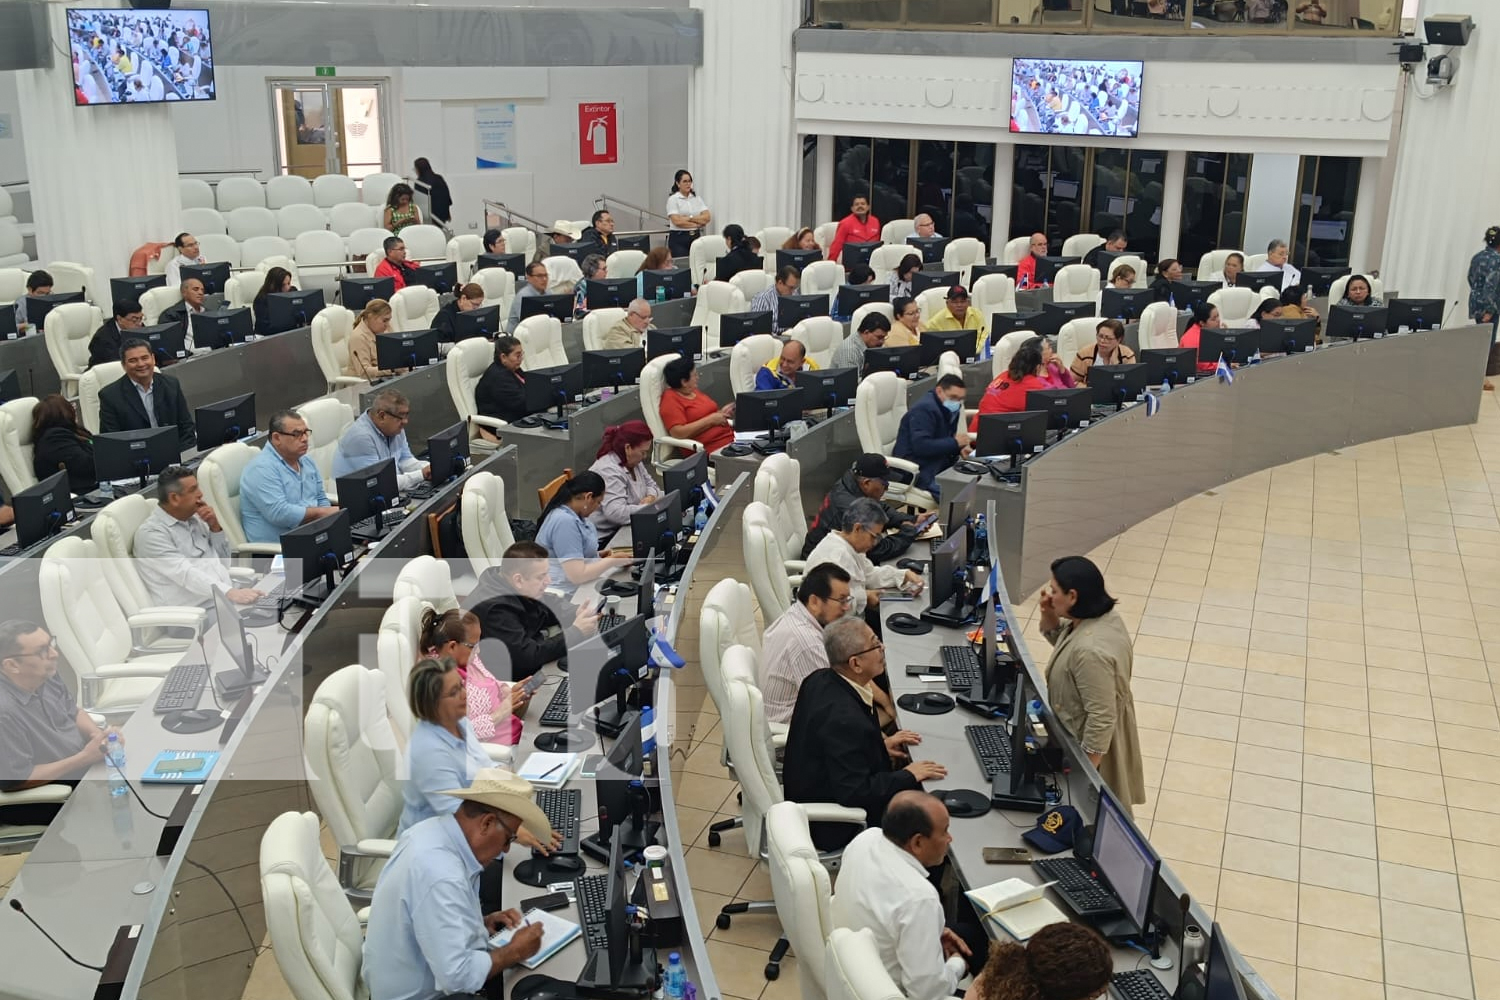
[1178,301,1223,373]
[1014,232,1049,290]
[1277,283,1320,324]
[345,299,404,382]
[381,182,422,236]
[783,617,944,850]
[1244,299,1279,330]
[98,338,197,453]
[133,464,264,609]
[912,213,942,240]
[964,924,1113,1000]
[1037,335,1076,389]
[1220,252,1246,288]
[660,356,735,456]
[159,277,208,343]
[803,454,919,565]
[587,420,659,541]
[601,298,654,351]
[332,388,431,492]
[888,254,922,300]
[1338,274,1382,308]
[374,236,418,293]
[13,270,51,334]
[580,209,617,251]
[833,311,891,372]
[828,193,882,266]
[885,295,923,348]
[251,266,295,339]
[804,499,923,615]
[474,336,527,433]
[534,220,581,264]
[1108,263,1137,289]
[1069,318,1137,387]
[1037,555,1146,813]
[748,265,799,335]
[482,228,507,256]
[572,253,608,321]
[755,338,820,392]
[507,262,550,332]
[972,338,1050,429]
[1149,258,1184,303]
[30,394,96,495]
[0,620,119,827]
[238,408,340,545]
[926,284,985,353]
[714,224,760,282]
[1082,230,1127,272]
[894,373,970,498]
[433,282,486,344]
[87,298,145,369]
[1255,238,1303,291]
[759,562,852,724]
[783,227,821,256]
[633,246,674,299]
[163,232,205,288]
[534,471,634,597]
[420,608,527,750]
[467,541,600,683]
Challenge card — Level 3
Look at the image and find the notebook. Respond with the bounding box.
[488,908,582,969]
[517,751,582,788]
[965,877,1067,942]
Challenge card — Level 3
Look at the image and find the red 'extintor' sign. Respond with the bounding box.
[578,102,618,165]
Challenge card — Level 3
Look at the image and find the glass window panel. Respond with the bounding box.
[1088,148,1129,239]
[1122,150,1166,262]
[954,142,996,246]
[1046,147,1086,251]
[833,137,872,221]
[1040,0,1085,26]
[1011,144,1051,241]
[1091,0,1187,30]
[1294,155,1360,268]
[1178,152,1252,267]
[869,138,911,226]
[916,139,956,235]
[907,0,995,25]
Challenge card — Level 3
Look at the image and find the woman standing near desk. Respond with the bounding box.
[1037,555,1146,815]
[666,169,711,258]
[31,394,96,494]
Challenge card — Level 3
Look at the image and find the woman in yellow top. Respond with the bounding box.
[343,299,406,381]
[382,183,423,235]
[885,295,922,348]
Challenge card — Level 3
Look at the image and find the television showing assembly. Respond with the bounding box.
[1010,59,1143,139]
[67,8,215,106]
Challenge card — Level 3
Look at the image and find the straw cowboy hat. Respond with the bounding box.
[439,768,553,840]
[549,220,583,241]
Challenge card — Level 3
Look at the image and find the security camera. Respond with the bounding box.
[1427,53,1460,87]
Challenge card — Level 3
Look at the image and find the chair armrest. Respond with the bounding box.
[331,376,365,388]
[233,542,283,556]
[0,783,74,806]
[356,906,371,926]
[128,608,208,629]
[228,567,258,584]
[885,456,921,477]
[483,744,514,765]
[470,414,509,431]
[784,559,807,575]
[93,661,175,679]
[660,436,703,455]
[87,713,106,727]
[802,803,868,827]
[351,839,395,857]
[769,720,788,750]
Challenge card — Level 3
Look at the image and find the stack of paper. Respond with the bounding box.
[965,877,1068,942]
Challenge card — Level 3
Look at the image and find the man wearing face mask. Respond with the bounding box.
[894,374,971,498]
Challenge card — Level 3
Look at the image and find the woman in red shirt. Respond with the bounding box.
[972,337,1049,432]
[1177,301,1223,372]
[659,356,736,455]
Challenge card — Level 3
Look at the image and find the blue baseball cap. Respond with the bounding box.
[1022,805,1083,854]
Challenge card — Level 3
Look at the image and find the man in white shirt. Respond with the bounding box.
[832,791,973,1000]
[803,498,922,614]
[912,214,943,240]
[1255,238,1302,291]
[759,562,852,724]
[133,465,264,608]
[163,232,206,288]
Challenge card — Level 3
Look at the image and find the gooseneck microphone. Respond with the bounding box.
[8,899,106,972]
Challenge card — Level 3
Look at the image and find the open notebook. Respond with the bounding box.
[488,908,582,969]
[965,877,1067,942]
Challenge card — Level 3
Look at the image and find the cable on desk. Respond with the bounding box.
[186,858,270,958]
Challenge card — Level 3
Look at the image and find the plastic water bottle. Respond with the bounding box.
[693,500,709,533]
[641,706,657,757]
[106,732,127,797]
[1161,378,1172,394]
[655,284,667,304]
[973,514,988,553]
[665,953,687,1000]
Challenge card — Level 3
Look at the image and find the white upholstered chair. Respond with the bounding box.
[972,273,1018,322]
[582,307,626,352]
[198,442,284,555]
[361,173,402,207]
[399,224,448,263]
[1052,264,1102,304]
[446,234,483,281]
[689,234,729,285]
[459,470,516,571]
[1328,274,1383,305]
[41,302,103,398]
[259,811,367,1000]
[298,396,355,499]
[767,801,837,1000]
[742,501,796,621]
[1138,301,1182,350]
[392,555,458,613]
[1062,233,1106,259]
[1208,286,1260,327]
[825,928,904,1000]
[514,315,569,370]
[1001,236,1032,264]
[789,316,843,370]
[687,281,746,352]
[992,329,1038,379]
[605,249,646,279]
[228,206,279,242]
[1197,249,1243,280]
[854,372,936,510]
[641,354,701,469]
[312,173,360,210]
[941,237,985,287]
[730,268,771,304]
[278,204,328,240]
[446,338,506,451]
[753,452,808,560]
[729,334,780,396]
[266,174,316,210]
[311,305,364,393]
[215,176,265,212]
[0,396,39,495]
[389,285,440,333]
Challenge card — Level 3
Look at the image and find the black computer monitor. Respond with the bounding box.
[0,304,17,340]
[136,321,188,363]
[776,248,822,273]
[1092,249,1131,280]
[519,293,573,321]
[663,452,708,513]
[641,268,691,301]
[840,242,879,268]
[210,585,270,699]
[111,274,166,302]
[409,262,458,296]
[1089,364,1149,410]
[587,277,639,311]
[975,411,1048,468]
[992,669,1044,808]
[1258,317,1317,355]
[522,362,585,419]
[636,550,658,618]
[910,270,960,296]
[863,344,924,379]
[11,471,72,550]
[946,478,978,545]
[835,283,889,317]
[988,312,1045,343]
[1090,787,1160,938]
[375,328,441,371]
[1025,387,1092,431]
[195,393,256,451]
[478,252,526,278]
[777,294,829,329]
[1302,266,1350,297]
[192,308,255,348]
[970,263,1017,284]
[1198,328,1258,367]
[1035,255,1079,286]
[1100,287,1153,322]
[646,326,703,361]
[426,421,470,486]
[630,492,684,560]
[925,529,969,616]
[340,275,395,311]
[1385,297,1444,332]
[94,426,180,487]
[905,236,950,264]
[265,288,325,334]
[582,348,646,391]
[1140,346,1198,387]
[1236,270,1283,294]
[0,369,19,404]
[1168,280,1221,311]
[1204,923,1248,1000]
[1038,300,1097,338]
[920,329,977,366]
[336,458,400,538]
[552,241,603,264]
[1326,304,1389,341]
[795,366,858,416]
[718,310,773,349]
[451,305,501,342]
[27,291,85,333]
[615,234,652,253]
[715,254,763,283]
[179,261,230,296]
[735,388,806,450]
[280,509,353,602]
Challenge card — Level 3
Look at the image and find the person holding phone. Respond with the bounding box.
[467,541,601,683]
[420,608,526,748]
[803,454,922,565]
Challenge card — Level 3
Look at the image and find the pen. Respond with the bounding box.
[538,761,564,781]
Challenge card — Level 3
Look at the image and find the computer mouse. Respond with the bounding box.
[922,692,954,710]
[162,709,223,735]
[511,974,575,1000]
[897,558,925,572]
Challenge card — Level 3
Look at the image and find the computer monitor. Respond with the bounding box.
[630,492,684,560]
[641,268,692,301]
[905,236,950,264]
[646,326,703,361]
[551,241,603,264]
[1301,266,1350,297]
[991,669,1045,808]
[1204,923,1248,1000]
[179,261,230,296]
[582,348,646,391]
[192,308,255,348]
[776,248,823,273]
[1100,287,1153,322]
[210,585,269,698]
[1038,300,1097,338]
[519,292,573,321]
[835,283,889,317]
[718,310,773,349]
[1025,387,1092,431]
[663,450,708,513]
[795,366,858,416]
[910,270,960,296]
[94,427,180,488]
[1258,317,1317,355]
[587,277,639,311]
[27,292,85,333]
[0,304,19,340]
[1236,270,1283,294]
[279,510,353,603]
[1326,304,1389,341]
[1090,787,1160,938]
[920,329,977,366]
[615,234,652,253]
[975,411,1048,468]
[451,305,501,342]
[1386,297,1445,332]
[136,321,188,363]
[777,294,830,329]
[1167,280,1221,311]
[409,262,458,296]
[840,242,880,268]
[863,344,924,379]
[426,421,470,486]
[0,369,19,404]
[1088,364,1149,410]
[636,550,658,618]
[947,479,978,545]
[970,263,1017,284]
[1035,255,1079,286]
[194,393,256,451]
[340,276,395,311]
[735,387,806,450]
[988,312,1045,343]
[11,471,72,550]
[336,458,401,538]
[111,275,166,302]
[1092,249,1130,280]
[265,288,326,334]
[522,362,585,419]
[478,252,526,278]
[1141,346,1198,387]
[1198,328,1257,366]
[925,529,970,617]
[375,328,441,371]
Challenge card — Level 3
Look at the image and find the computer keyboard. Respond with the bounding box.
[406,483,435,500]
[535,787,582,855]
[575,872,611,955]
[1111,971,1173,1000]
[965,724,1013,779]
[0,543,21,558]
[1033,858,1121,917]
[597,611,626,634]
[153,661,209,714]
[252,585,286,610]
[941,644,981,692]
[351,509,408,540]
[539,678,571,727]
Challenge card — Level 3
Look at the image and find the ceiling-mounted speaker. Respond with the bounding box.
[129,0,173,8]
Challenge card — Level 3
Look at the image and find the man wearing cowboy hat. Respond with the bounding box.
[364,769,554,1000]
[534,220,583,264]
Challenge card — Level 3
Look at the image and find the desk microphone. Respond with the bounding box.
[8,899,106,972]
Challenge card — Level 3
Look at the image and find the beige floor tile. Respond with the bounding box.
[1232,772,1304,811]
[1234,744,1305,782]
[1375,796,1453,837]
[1455,841,1500,879]
[1164,858,1221,907]
[1304,754,1375,793]
[242,948,294,1000]
[1255,959,1299,1000]
[1381,862,1463,911]
[1301,783,1376,825]
[1384,941,1475,999]
[1226,801,1302,846]
[1295,967,1385,1000]
[1217,870,1299,922]
[705,938,783,998]
[1222,834,1300,882]
[1379,898,1470,953]
[1217,908,1299,965]
[759,953,804,1000]
[1379,829,1459,874]
[1298,883,1382,937]
[1299,847,1380,895]
[1304,729,1375,763]
[1298,924,1385,982]
[1471,956,1500,1000]
[1154,790,1228,832]
[684,848,760,897]
[1148,821,1224,868]
[1302,814,1378,859]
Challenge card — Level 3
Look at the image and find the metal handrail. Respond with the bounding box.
[595,194,672,230]
[482,199,550,235]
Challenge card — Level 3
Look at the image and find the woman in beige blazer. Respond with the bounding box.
[1038,555,1146,812]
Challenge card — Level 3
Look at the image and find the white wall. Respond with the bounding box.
[0,73,28,186]
[1241,153,1300,260]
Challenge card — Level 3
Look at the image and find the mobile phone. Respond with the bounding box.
[983,847,1032,864]
[905,664,940,677]
[593,596,608,615]
[581,753,605,778]
[155,757,207,774]
[520,891,571,912]
[520,672,547,696]
[916,512,939,532]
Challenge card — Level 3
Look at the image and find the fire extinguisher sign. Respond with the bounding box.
[578,102,618,166]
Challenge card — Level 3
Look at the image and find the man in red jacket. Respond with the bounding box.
[828,193,882,267]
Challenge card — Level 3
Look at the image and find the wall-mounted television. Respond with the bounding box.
[1010,59,1142,139]
[67,8,215,106]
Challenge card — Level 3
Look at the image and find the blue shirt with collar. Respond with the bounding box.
[238,443,330,544]
[534,504,598,596]
[363,814,492,1000]
[398,717,493,834]
[331,411,425,490]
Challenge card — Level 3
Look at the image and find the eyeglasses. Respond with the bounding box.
[275,428,311,439]
[852,641,885,658]
[379,409,411,421]
[830,593,854,606]
[9,638,58,660]
[496,815,521,846]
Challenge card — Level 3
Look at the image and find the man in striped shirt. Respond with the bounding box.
[759,562,853,724]
[749,265,801,335]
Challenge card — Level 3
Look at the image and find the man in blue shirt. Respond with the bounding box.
[755,338,819,391]
[364,769,550,1000]
[239,408,339,544]
[331,388,430,492]
[749,265,800,334]
[894,374,971,498]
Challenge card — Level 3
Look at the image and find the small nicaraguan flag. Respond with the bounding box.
[1215,354,1234,384]
[1145,390,1161,417]
[700,482,718,509]
[979,332,993,362]
[650,629,685,670]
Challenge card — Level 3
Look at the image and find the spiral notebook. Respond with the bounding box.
[487,908,582,969]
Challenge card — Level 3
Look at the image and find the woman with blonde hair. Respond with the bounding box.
[344,298,403,380]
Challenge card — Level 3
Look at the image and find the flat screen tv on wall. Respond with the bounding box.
[67,7,215,106]
[1010,58,1142,138]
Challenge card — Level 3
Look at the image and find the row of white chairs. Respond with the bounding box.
[179,173,405,215]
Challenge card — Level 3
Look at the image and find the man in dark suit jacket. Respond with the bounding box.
[893,374,971,499]
[98,339,197,454]
[88,298,145,368]
[782,617,946,850]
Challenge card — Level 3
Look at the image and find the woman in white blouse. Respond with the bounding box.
[588,420,660,542]
[666,169,711,259]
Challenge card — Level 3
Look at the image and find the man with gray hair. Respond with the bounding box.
[159,276,209,348]
[601,297,655,350]
[133,464,264,608]
[1255,237,1303,291]
[332,388,430,492]
[912,213,942,240]
[803,496,923,613]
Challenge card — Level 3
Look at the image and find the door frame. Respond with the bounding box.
[266,77,393,177]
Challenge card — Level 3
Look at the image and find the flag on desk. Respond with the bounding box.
[650,629,685,671]
[1215,354,1234,385]
[979,332,993,363]
[1145,390,1161,417]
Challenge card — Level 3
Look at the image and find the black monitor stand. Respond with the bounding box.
[580,783,657,863]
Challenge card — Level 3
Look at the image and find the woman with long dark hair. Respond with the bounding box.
[31,394,96,494]
[964,923,1112,1000]
[412,157,452,226]
[588,420,660,539]
[251,266,294,338]
[382,182,422,235]
[666,169,710,258]
[534,471,633,596]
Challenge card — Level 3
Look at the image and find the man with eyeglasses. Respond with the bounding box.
[239,407,339,545]
[759,562,853,724]
[332,388,431,492]
[364,768,553,1000]
[804,498,924,617]
[163,231,206,288]
[804,455,921,565]
[134,465,265,608]
[0,620,117,825]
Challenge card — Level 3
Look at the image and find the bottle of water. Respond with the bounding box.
[655,283,667,304]
[665,953,687,1000]
[106,732,127,797]
[693,500,709,533]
